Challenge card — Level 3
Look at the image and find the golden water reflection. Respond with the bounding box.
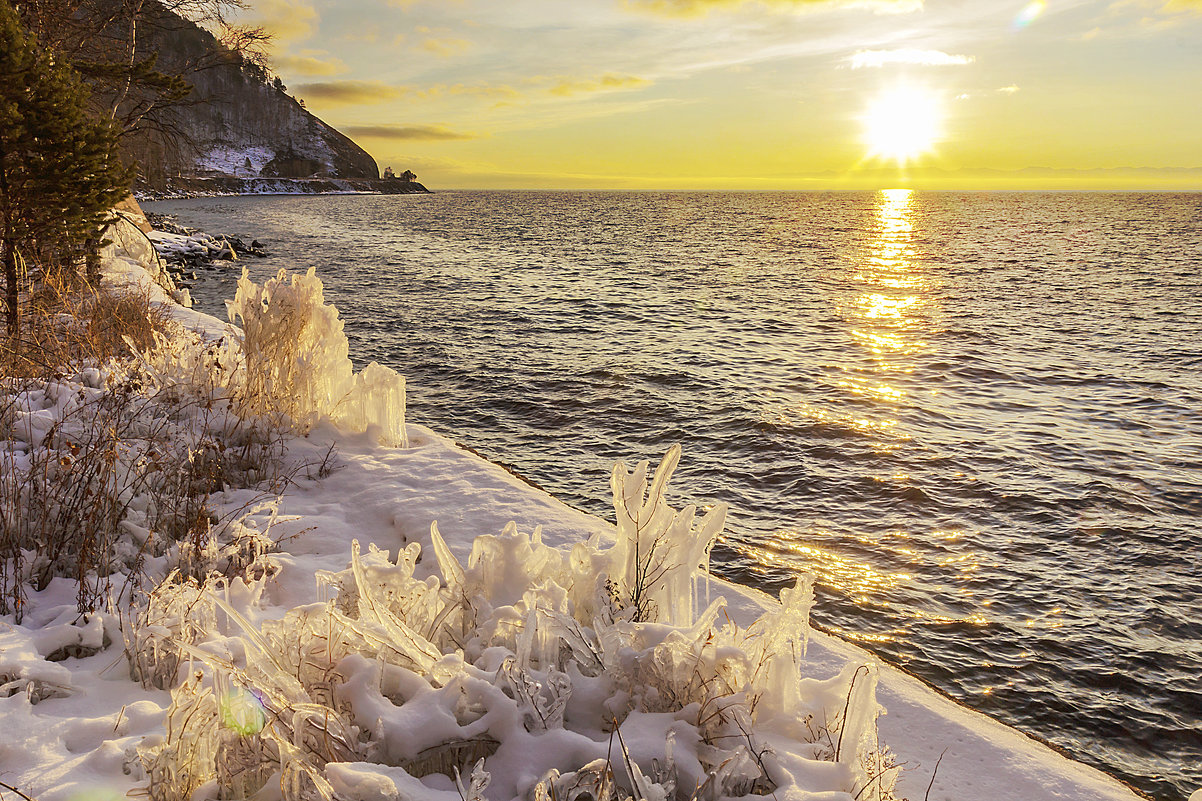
[769,189,933,430]
[742,526,991,644]
[745,192,981,635]
[846,188,933,366]
[767,190,933,435]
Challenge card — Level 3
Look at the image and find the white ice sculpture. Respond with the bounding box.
[226,267,408,447]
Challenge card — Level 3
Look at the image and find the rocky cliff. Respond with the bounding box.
[127,7,379,186]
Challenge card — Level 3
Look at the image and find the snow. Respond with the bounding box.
[197,145,276,177]
[139,180,378,202]
[0,223,1155,801]
[148,229,238,262]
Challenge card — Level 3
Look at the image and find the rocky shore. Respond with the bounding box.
[138,212,267,289]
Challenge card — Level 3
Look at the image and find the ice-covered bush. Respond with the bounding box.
[608,444,726,626]
[226,267,408,447]
[132,448,896,801]
[0,355,291,619]
[2,253,412,617]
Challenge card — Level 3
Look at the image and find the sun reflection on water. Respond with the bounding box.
[761,190,933,438]
[822,190,935,412]
[847,188,931,364]
[745,190,988,642]
[755,532,912,598]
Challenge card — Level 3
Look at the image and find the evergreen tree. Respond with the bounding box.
[0,0,132,338]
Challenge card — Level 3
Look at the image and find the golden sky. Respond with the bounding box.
[246,0,1202,189]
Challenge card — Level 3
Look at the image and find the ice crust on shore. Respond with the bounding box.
[0,224,1152,801]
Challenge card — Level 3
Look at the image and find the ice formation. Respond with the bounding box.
[124,446,892,801]
[226,267,408,447]
[608,444,726,626]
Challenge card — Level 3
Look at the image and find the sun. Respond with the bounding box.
[861,85,943,164]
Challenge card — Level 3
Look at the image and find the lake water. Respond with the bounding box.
[148,190,1202,800]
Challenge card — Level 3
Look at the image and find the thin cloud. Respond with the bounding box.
[848,48,974,68]
[419,37,474,57]
[997,84,1020,94]
[547,74,652,97]
[1093,0,1202,35]
[274,53,349,77]
[1112,0,1202,14]
[622,0,922,18]
[418,83,522,100]
[293,81,409,105]
[342,125,475,141]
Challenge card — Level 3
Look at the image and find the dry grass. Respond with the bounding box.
[0,268,292,620]
[2,272,167,378]
[0,379,295,620]
[0,271,173,617]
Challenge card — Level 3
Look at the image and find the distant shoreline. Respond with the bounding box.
[136,175,430,201]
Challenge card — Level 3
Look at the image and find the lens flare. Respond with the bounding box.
[220,687,267,736]
[1014,0,1046,29]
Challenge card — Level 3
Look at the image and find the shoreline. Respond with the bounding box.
[136,175,431,201]
[0,213,1153,801]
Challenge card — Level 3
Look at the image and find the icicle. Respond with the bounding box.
[454,758,491,801]
[835,663,882,779]
[430,521,464,589]
[517,606,537,670]
[346,540,442,671]
[780,574,816,658]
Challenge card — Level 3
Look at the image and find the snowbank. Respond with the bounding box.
[0,224,1146,801]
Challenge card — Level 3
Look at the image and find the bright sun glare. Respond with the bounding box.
[862,86,943,164]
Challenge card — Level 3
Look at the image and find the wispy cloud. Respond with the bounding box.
[342,124,476,140]
[274,51,349,77]
[622,0,922,18]
[848,48,974,68]
[546,74,652,97]
[1112,0,1202,14]
[419,37,474,56]
[418,83,522,100]
[997,84,1021,94]
[400,74,650,106]
[243,0,318,42]
[412,25,474,57]
[1088,0,1202,36]
[293,81,409,105]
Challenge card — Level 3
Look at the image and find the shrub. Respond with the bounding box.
[225,267,407,447]
[0,274,167,377]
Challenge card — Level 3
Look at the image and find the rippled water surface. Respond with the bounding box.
[150,191,1202,800]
